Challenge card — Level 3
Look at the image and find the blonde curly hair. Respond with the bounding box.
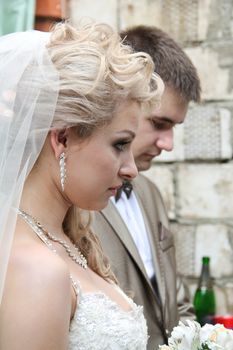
[47,20,164,282]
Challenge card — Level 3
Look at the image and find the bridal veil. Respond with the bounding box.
[0,30,59,302]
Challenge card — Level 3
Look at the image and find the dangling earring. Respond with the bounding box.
[59,152,66,191]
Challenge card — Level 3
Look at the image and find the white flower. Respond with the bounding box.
[199,323,215,341]
[166,320,201,350]
[158,320,233,350]
[200,323,233,349]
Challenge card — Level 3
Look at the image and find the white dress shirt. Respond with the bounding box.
[111,191,155,279]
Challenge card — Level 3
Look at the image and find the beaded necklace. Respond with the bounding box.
[18,209,87,269]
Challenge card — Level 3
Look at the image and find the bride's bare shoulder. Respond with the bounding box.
[9,219,69,282]
[9,237,70,288]
[0,236,73,348]
[4,233,72,310]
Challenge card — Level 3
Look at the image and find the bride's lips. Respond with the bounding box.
[108,184,122,196]
[143,152,161,159]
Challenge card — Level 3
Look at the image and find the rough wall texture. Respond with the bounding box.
[69,0,233,315]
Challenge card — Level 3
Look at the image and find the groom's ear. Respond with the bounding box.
[50,129,68,159]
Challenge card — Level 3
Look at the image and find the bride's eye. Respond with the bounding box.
[113,140,131,152]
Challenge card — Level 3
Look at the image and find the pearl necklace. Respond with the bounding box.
[18,209,87,269]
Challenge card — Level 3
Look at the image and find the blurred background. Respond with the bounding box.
[1,0,233,316]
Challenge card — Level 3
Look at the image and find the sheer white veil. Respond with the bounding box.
[0,30,59,303]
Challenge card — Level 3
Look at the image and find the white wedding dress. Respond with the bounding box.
[69,278,148,350]
[17,211,148,349]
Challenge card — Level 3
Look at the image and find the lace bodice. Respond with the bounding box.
[69,279,148,349]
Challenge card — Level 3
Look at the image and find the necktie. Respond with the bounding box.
[115,180,133,202]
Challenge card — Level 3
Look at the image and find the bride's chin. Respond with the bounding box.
[90,201,109,211]
[76,198,110,212]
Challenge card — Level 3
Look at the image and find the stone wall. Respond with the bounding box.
[69,0,233,314]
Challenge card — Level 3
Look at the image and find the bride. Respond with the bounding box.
[0,20,163,349]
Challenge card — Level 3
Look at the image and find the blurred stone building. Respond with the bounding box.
[69,0,233,315]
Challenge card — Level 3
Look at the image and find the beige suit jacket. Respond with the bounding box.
[91,174,194,349]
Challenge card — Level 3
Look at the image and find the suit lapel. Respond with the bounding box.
[101,189,166,326]
[101,200,149,280]
[133,178,166,310]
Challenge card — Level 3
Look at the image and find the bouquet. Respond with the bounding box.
[159,320,233,350]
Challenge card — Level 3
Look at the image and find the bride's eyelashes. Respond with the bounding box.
[113,139,132,152]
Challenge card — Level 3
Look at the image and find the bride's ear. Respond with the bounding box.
[50,129,68,159]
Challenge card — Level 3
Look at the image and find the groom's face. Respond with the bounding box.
[132,86,188,171]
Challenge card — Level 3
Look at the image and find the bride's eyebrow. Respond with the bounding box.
[115,130,136,138]
[151,116,183,125]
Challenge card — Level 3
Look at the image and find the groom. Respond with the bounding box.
[91,25,201,349]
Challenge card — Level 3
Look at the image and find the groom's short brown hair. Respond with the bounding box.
[120,25,201,102]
